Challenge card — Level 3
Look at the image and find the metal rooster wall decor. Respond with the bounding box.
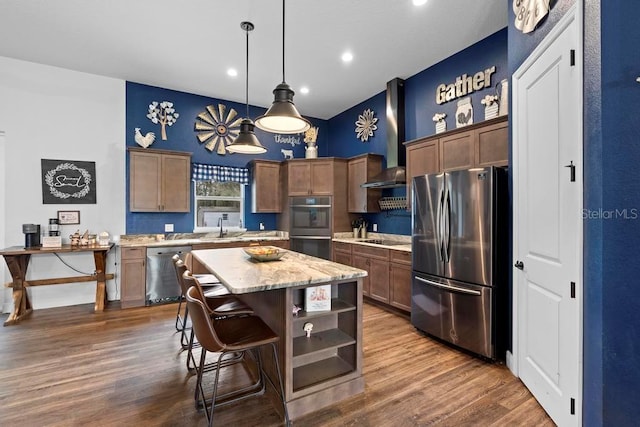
[134,128,156,148]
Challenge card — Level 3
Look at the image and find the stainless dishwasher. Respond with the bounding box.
[146,245,191,305]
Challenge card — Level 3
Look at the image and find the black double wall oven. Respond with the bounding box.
[289,196,332,260]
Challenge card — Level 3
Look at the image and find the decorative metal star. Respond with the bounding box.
[355,108,378,142]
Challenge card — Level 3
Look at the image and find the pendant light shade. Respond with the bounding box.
[226,21,267,154]
[254,0,311,134]
[227,118,265,154]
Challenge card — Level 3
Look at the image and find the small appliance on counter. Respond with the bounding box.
[22,224,41,248]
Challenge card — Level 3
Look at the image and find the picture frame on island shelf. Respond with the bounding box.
[305,285,331,312]
[57,210,80,225]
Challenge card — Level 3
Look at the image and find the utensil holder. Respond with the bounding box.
[359,227,367,239]
[353,228,359,238]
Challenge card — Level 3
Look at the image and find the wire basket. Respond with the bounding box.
[378,197,407,210]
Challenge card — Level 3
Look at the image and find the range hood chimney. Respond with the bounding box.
[361,78,406,188]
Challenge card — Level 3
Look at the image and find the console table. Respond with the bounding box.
[0,244,114,326]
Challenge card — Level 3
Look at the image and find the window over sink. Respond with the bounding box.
[193,181,245,232]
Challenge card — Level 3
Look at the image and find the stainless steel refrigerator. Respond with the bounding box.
[411,167,507,359]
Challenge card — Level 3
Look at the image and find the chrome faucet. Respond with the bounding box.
[218,217,227,238]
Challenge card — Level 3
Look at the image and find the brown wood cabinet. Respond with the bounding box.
[333,241,412,313]
[475,119,509,167]
[347,154,383,213]
[353,245,390,304]
[250,160,281,213]
[404,116,508,209]
[351,254,371,297]
[389,249,412,312]
[333,241,353,267]
[120,247,146,308]
[278,158,352,235]
[129,147,191,212]
[287,159,334,195]
[440,130,474,171]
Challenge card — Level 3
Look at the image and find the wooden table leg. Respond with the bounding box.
[93,250,107,312]
[3,254,33,326]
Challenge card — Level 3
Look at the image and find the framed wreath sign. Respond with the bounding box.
[41,159,96,204]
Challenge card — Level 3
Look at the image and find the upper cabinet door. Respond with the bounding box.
[129,147,191,212]
[287,162,312,195]
[161,153,191,212]
[440,130,474,171]
[287,160,334,195]
[252,160,281,213]
[129,150,162,212]
[348,154,383,213]
[309,161,334,195]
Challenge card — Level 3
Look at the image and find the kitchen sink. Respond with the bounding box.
[361,239,408,246]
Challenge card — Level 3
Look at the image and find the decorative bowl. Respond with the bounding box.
[243,246,285,262]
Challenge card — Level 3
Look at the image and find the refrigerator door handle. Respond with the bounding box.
[415,276,482,296]
[436,188,444,261]
[443,188,451,263]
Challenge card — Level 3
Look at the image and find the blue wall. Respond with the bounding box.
[126,29,507,237]
[591,2,640,425]
[125,82,328,233]
[327,29,508,236]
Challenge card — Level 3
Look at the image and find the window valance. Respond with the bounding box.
[191,163,249,184]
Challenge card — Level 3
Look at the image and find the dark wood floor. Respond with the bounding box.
[0,302,554,426]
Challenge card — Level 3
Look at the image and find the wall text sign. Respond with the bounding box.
[41,159,96,204]
[436,66,497,105]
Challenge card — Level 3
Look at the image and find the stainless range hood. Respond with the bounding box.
[361,78,406,189]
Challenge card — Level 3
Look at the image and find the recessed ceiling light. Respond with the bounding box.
[341,52,353,63]
[227,68,238,77]
[413,0,428,5]
[300,86,310,94]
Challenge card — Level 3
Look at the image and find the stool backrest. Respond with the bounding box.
[173,259,190,296]
[185,286,226,352]
[182,270,211,315]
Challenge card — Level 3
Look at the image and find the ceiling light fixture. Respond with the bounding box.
[413,0,428,6]
[226,21,267,154]
[227,68,238,77]
[255,0,311,134]
[341,52,353,63]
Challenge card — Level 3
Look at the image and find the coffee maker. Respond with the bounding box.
[22,224,41,248]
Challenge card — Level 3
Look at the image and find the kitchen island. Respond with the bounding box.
[190,247,367,420]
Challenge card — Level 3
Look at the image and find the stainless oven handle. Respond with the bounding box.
[289,235,332,240]
[415,276,481,296]
[290,204,332,208]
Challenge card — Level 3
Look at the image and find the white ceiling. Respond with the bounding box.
[0,0,507,120]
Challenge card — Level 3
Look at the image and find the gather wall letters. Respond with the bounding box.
[436,66,497,105]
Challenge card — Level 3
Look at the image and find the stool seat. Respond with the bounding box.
[194,273,221,285]
[212,315,279,350]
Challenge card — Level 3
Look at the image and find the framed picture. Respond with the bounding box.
[41,159,96,204]
[305,285,331,312]
[57,210,80,225]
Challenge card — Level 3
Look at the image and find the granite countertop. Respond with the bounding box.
[191,247,367,293]
[118,231,288,248]
[332,232,411,252]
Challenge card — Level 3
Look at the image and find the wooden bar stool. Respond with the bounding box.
[181,268,254,371]
[185,286,289,426]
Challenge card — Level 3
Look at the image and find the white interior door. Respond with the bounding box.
[512,5,582,426]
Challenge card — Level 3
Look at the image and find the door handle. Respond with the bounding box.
[514,260,524,270]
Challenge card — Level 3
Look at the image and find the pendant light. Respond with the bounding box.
[254,0,311,134]
[227,21,267,154]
